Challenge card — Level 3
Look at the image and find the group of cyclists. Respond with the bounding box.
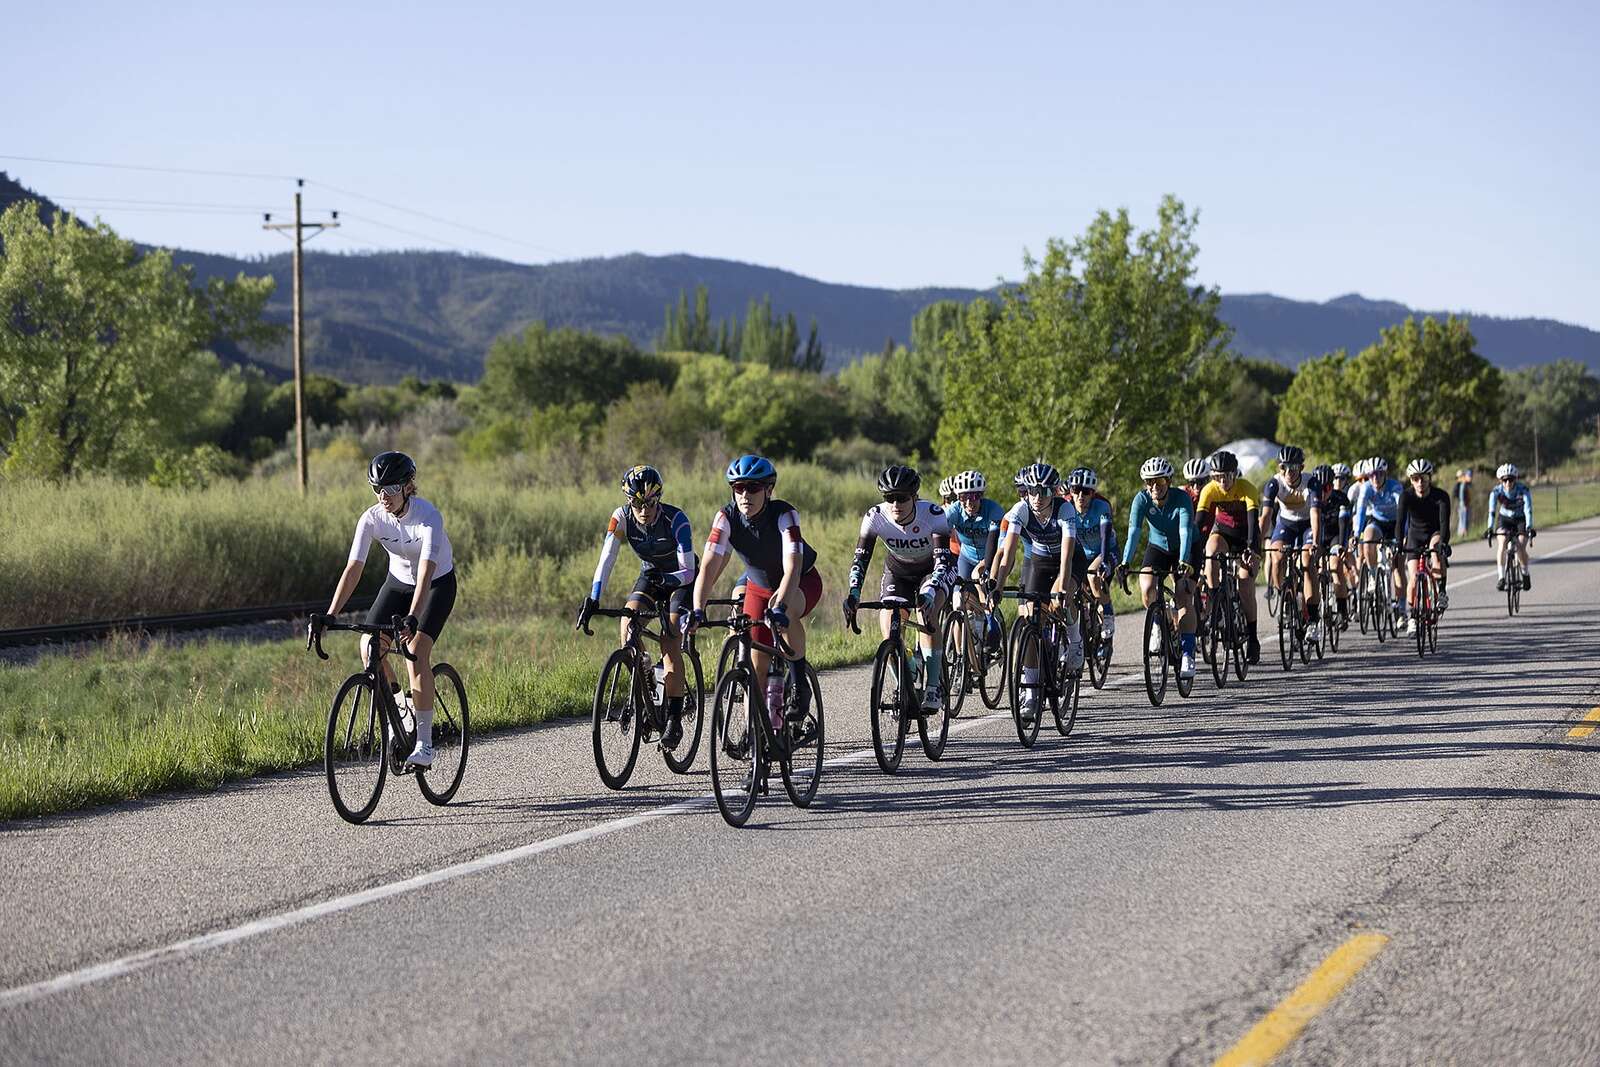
[306,445,1539,782]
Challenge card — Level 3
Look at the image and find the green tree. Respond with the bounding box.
[1197,355,1297,448]
[837,343,944,456]
[1494,359,1600,471]
[936,197,1232,496]
[0,204,279,479]
[1275,351,1356,459]
[478,321,671,414]
[911,300,966,360]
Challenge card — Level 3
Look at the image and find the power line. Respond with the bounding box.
[0,154,296,182]
[306,179,565,256]
[45,194,282,210]
[336,211,498,257]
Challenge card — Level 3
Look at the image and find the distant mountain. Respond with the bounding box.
[6,171,1598,382]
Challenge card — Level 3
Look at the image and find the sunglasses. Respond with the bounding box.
[627,494,660,509]
[1144,478,1167,487]
[374,483,406,499]
[1281,464,1303,473]
[882,492,914,506]
[731,481,767,496]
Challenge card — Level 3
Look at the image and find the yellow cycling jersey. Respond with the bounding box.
[1197,477,1260,533]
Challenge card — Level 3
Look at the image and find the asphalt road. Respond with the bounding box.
[3,520,1599,1065]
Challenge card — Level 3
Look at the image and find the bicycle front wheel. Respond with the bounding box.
[979,609,1010,709]
[326,673,388,824]
[417,663,470,806]
[781,662,824,808]
[1142,605,1169,707]
[869,642,907,774]
[1054,669,1081,736]
[710,668,759,827]
[1278,591,1295,671]
[592,648,643,790]
[1009,623,1045,747]
[941,611,969,718]
[662,647,705,775]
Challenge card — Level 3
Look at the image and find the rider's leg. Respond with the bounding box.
[361,633,398,694]
[404,631,436,747]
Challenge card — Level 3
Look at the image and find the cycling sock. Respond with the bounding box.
[1337,596,1349,614]
[1496,562,1505,578]
[667,695,684,716]
[1021,666,1039,688]
[1308,602,1320,622]
[927,650,943,685]
[415,706,434,748]
[1180,633,1195,655]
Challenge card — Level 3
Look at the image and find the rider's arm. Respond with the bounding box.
[1245,507,1261,555]
[590,507,626,600]
[1177,497,1194,565]
[926,512,955,596]
[1094,506,1113,568]
[1437,491,1452,545]
[663,508,697,588]
[694,510,733,610]
[329,510,376,614]
[848,509,877,596]
[1353,482,1370,534]
[1055,520,1075,593]
[1396,493,1411,545]
[1121,494,1147,567]
[1308,482,1322,542]
[771,506,806,611]
[992,521,1020,588]
[408,559,436,621]
[1521,486,1534,529]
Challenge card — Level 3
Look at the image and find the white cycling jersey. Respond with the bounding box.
[856,500,952,572]
[349,496,454,585]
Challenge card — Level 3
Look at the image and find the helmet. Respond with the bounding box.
[1140,456,1175,481]
[1331,462,1352,479]
[1276,445,1305,466]
[368,450,416,489]
[950,469,987,494]
[1496,462,1519,480]
[621,464,663,503]
[1312,464,1334,488]
[1371,455,1389,473]
[1209,450,1240,475]
[937,476,953,499]
[1182,457,1210,482]
[877,464,921,497]
[1016,461,1060,491]
[1355,458,1371,478]
[1406,458,1434,477]
[1066,466,1098,491]
[726,454,777,485]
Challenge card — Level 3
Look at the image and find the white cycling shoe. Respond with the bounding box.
[1147,628,1164,654]
[405,742,435,768]
[1306,622,1321,646]
[1179,651,1196,678]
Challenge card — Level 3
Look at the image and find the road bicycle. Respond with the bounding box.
[1005,590,1082,747]
[1267,544,1319,670]
[852,596,950,771]
[941,575,1009,714]
[308,616,470,825]
[1201,551,1251,687]
[1359,540,1402,643]
[1122,568,1195,706]
[707,596,750,684]
[1488,528,1535,616]
[700,612,824,827]
[1407,544,1449,657]
[1075,571,1113,690]
[1317,545,1345,654]
[581,602,705,787]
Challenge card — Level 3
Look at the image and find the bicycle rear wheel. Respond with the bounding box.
[941,611,969,719]
[592,648,643,790]
[1054,669,1081,735]
[710,668,759,827]
[869,641,907,773]
[781,662,824,808]
[1009,623,1045,747]
[661,647,705,775]
[1082,602,1109,690]
[416,663,470,805]
[1277,590,1295,671]
[1204,593,1226,688]
[978,609,1010,709]
[918,681,951,761]
[1142,605,1169,707]
[326,673,388,824]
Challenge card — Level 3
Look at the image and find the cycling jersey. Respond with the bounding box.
[1317,487,1352,546]
[1261,472,1322,523]
[348,497,453,584]
[1121,488,1195,565]
[1002,496,1069,559]
[1486,483,1534,530]
[947,497,1005,563]
[849,501,955,595]
[706,499,817,589]
[1063,494,1115,560]
[1353,477,1404,532]
[590,503,697,600]
[1398,486,1451,548]
[1197,477,1261,546]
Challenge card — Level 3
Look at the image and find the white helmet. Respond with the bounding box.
[1066,466,1098,491]
[1182,457,1210,482]
[1331,462,1352,479]
[949,469,987,494]
[1371,455,1389,473]
[1140,456,1175,481]
[1496,462,1519,480]
[937,476,953,499]
[1406,457,1434,477]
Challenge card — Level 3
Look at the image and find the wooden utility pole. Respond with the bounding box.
[264,181,338,495]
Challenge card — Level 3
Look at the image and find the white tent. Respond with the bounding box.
[1216,438,1280,478]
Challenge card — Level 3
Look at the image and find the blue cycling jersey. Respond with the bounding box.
[1063,495,1115,559]
[1486,483,1534,528]
[948,497,1005,562]
[1003,497,1068,559]
[1121,488,1195,564]
[1353,477,1404,531]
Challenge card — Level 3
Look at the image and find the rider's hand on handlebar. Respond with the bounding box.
[682,608,706,635]
[766,604,790,630]
[400,614,420,640]
[575,596,598,631]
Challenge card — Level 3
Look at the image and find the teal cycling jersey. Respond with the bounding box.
[1064,494,1114,558]
[948,497,1005,562]
[1121,488,1195,564]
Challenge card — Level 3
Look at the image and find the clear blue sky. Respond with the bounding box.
[7,0,1596,327]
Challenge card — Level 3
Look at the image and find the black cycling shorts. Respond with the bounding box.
[630,571,693,618]
[1142,544,1183,575]
[1495,515,1528,536]
[1020,555,1060,598]
[367,569,456,641]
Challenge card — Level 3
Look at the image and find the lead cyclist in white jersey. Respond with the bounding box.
[316,451,455,768]
[844,465,955,710]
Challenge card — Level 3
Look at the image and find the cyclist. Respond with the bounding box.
[945,468,1006,653]
[1180,458,1212,612]
[991,461,1085,720]
[1117,456,1198,679]
[576,465,697,749]
[844,465,955,710]
[1486,462,1535,591]
[1197,449,1262,664]
[1064,466,1117,642]
[1398,458,1452,631]
[317,451,455,769]
[1261,445,1325,647]
[688,455,823,740]
[938,476,957,507]
[1312,463,1352,628]
[1330,462,1360,592]
[1353,455,1406,621]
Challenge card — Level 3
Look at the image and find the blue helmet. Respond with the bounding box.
[725,454,777,485]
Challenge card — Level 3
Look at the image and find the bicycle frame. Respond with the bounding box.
[310,616,419,771]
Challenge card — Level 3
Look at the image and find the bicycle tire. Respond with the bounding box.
[941,611,969,718]
[869,641,907,773]
[592,647,643,790]
[1009,622,1045,747]
[1082,600,1110,690]
[1054,668,1081,736]
[1278,588,1295,671]
[781,662,825,808]
[715,631,740,686]
[1142,604,1169,707]
[978,608,1010,709]
[918,675,951,761]
[416,663,470,805]
[1265,583,1279,619]
[325,673,388,824]
[660,646,705,774]
[709,668,759,827]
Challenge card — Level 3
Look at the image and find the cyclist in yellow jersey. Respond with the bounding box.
[1196,449,1263,664]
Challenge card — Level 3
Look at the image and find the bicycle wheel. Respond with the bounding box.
[918,674,951,761]
[1508,566,1520,615]
[1054,667,1081,736]
[1142,604,1169,707]
[709,667,759,827]
[1277,589,1295,671]
[1082,603,1109,690]
[781,662,824,808]
[661,646,705,774]
[1428,594,1439,653]
[1265,583,1279,618]
[416,663,470,805]
[1009,623,1045,747]
[1326,585,1342,654]
[941,611,969,719]
[326,673,388,824]
[869,641,907,774]
[978,608,1010,709]
[716,631,741,685]
[592,647,643,790]
[1356,565,1371,634]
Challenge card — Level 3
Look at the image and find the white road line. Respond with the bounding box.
[1450,531,1600,588]
[8,529,1593,1010]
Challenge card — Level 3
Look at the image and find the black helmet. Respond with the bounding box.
[1209,450,1239,475]
[621,464,663,503]
[368,450,416,489]
[877,464,921,497]
[1312,464,1334,488]
[1016,461,1060,492]
[1277,444,1305,466]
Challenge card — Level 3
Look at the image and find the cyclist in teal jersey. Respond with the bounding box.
[1116,456,1198,678]
[946,468,1005,651]
[1064,466,1117,641]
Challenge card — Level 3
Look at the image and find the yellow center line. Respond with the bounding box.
[1568,707,1600,739]
[1214,932,1389,1067]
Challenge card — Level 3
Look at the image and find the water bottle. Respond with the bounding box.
[765,659,787,731]
[651,659,666,705]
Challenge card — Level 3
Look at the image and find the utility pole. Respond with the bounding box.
[264,180,338,495]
